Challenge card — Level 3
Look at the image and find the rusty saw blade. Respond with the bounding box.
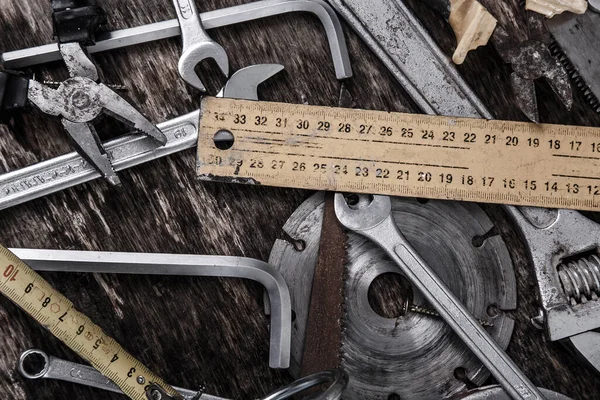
[546,10,600,114]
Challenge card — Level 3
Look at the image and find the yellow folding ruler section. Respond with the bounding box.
[197,97,600,211]
[0,246,179,400]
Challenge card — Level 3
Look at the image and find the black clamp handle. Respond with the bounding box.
[0,72,29,123]
[51,0,107,45]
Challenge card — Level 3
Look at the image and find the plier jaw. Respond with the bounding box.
[489,11,573,123]
[23,42,166,185]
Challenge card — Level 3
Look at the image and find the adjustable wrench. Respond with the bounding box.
[333,194,545,400]
[504,206,600,374]
[172,0,229,91]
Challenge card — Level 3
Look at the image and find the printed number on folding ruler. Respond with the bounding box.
[0,246,178,400]
[197,97,600,211]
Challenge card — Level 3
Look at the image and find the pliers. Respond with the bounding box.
[0,0,166,185]
[25,42,166,185]
[489,9,572,123]
[422,0,572,123]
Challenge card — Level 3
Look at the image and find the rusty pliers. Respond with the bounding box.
[422,0,572,123]
[490,10,572,123]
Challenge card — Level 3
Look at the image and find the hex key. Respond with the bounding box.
[9,248,292,370]
[1,0,352,80]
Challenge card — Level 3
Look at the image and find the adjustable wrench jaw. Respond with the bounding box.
[506,206,600,373]
[506,206,600,340]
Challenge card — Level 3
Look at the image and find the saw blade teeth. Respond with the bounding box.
[271,193,517,399]
[549,40,600,114]
[339,231,351,370]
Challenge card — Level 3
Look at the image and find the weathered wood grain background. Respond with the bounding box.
[0,0,599,398]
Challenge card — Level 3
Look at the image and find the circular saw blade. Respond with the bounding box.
[269,193,517,399]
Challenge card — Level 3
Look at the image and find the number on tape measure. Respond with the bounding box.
[0,246,179,400]
[197,97,600,211]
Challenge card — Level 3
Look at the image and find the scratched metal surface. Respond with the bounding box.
[0,0,599,399]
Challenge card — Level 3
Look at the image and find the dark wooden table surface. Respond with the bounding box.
[1,0,599,398]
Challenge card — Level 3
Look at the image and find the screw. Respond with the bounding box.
[530,308,545,330]
[150,389,162,400]
[137,376,146,385]
[409,304,494,327]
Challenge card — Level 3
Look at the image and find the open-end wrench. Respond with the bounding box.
[172,0,229,91]
[333,194,545,400]
[18,349,348,400]
[0,64,282,210]
[1,0,352,81]
[10,248,291,369]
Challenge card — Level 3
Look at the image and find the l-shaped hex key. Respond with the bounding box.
[9,248,292,370]
[1,0,352,80]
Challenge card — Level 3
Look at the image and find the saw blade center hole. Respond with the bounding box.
[367,272,413,319]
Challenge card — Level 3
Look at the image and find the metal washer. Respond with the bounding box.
[269,192,517,399]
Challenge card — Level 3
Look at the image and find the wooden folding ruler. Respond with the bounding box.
[0,247,180,400]
[197,97,600,211]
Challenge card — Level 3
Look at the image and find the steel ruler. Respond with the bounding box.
[197,97,600,211]
[0,246,179,400]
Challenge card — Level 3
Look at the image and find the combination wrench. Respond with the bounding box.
[172,0,229,90]
[333,194,545,400]
[18,349,348,400]
[18,349,210,400]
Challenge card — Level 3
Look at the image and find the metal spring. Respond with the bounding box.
[558,254,600,304]
[549,42,600,114]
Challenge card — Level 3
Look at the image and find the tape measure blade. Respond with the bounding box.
[0,246,180,400]
[197,97,600,211]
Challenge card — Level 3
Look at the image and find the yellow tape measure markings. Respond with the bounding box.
[0,246,179,400]
[197,97,600,211]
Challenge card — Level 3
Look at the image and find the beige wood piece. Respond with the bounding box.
[448,0,497,64]
[526,0,587,17]
[198,97,600,211]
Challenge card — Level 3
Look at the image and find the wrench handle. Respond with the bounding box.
[369,217,544,400]
[45,356,122,394]
[172,0,213,50]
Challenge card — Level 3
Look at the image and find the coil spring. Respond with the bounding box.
[558,255,600,304]
[549,41,600,114]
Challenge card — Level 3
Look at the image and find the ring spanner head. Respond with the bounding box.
[18,349,50,380]
[333,193,391,232]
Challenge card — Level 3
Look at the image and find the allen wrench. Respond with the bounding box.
[10,248,292,369]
